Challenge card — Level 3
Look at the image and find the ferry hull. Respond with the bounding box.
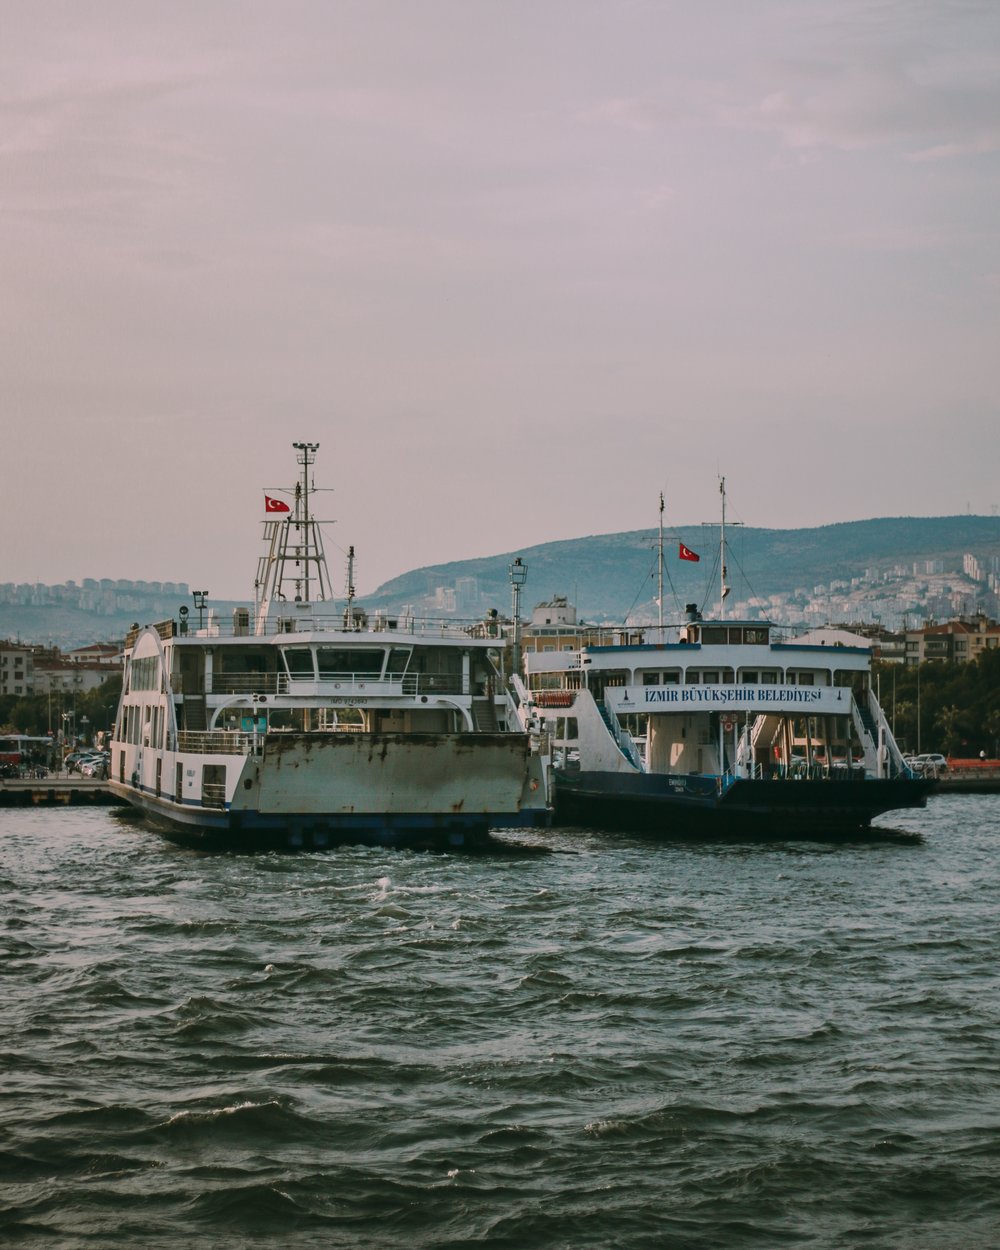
[553,771,933,838]
[110,732,547,852]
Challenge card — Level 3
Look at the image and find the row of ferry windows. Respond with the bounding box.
[638,669,817,686]
[119,703,166,748]
[129,655,161,692]
[283,648,411,678]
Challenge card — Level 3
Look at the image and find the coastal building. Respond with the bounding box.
[905,614,1000,666]
[520,596,630,656]
[0,642,33,697]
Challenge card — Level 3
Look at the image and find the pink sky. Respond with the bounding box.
[2,1,998,597]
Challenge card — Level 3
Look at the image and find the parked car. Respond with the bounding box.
[80,755,109,779]
[912,753,948,775]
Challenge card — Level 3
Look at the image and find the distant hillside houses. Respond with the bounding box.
[0,578,189,614]
[721,555,999,633]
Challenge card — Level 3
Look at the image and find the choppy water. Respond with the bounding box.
[2,796,1000,1249]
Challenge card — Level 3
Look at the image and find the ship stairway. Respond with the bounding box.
[472,697,500,733]
[183,696,208,732]
[750,714,783,752]
[597,701,643,770]
[859,689,911,779]
[857,703,878,739]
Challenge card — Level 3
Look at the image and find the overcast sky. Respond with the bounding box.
[3,0,999,599]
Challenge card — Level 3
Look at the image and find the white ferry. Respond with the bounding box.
[108,443,550,850]
[523,489,930,837]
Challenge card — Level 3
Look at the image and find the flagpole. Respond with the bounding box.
[658,493,664,634]
[720,476,726,620]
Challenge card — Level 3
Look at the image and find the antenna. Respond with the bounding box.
[345,545,356,630]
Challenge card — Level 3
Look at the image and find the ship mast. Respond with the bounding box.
[720,476,730,619]
[254,441,334,633]
[658,492,664,632]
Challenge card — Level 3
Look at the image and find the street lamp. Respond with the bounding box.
[192,590,209,630]
[508,557,528,679]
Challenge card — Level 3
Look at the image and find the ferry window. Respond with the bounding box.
[702,671,719,684]
[282,648,315,678]
[741,671,758,683]
[744,628,769,645]
[761,671,778,684]
[386,649,411,677]
[701,627,727,645]
[317,648,384,677]
[798,673,815,686]
[685,671,700,684]
[642,673,661,685]
[663,670,680,685]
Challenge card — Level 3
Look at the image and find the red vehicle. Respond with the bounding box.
[0,735,53,777]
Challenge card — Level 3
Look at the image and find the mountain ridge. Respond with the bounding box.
[3,515,999,647]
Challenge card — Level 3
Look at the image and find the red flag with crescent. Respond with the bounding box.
[679,542,700,562]
[265,495,290,513]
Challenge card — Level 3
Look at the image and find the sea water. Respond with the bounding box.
[2,796,999,1248]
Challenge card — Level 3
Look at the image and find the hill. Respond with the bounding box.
[366,515,1000,624]
[3,516,999,647]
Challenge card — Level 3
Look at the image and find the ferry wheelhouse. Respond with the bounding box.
[108,444,550,850]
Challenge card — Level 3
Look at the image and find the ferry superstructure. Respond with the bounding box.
[108,443,550,850]
[524,487,930,836]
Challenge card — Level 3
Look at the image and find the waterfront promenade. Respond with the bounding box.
[0,772,123,807]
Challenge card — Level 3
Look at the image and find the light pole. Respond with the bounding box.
[192,590,209,630]
[508,557,527,679]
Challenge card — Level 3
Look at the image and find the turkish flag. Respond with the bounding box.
[265,495,290,513]
[679,543,700,562]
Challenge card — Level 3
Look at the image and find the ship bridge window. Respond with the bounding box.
[317,648,385,678]
[281,648,315,679]
[701,627,727,645]
[761,671,778,684]
[386,648,411,678]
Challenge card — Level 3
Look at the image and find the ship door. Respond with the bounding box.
[155,757,162,798]
[175,762,183,804]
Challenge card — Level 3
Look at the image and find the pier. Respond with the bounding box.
[0,776,124,808]
[935,760,1000,794]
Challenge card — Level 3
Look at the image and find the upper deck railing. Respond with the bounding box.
[126,612,508,649]
[200,672,488,697]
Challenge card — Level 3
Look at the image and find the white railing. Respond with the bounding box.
[177,731,253,755]
[204,672,478,697]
